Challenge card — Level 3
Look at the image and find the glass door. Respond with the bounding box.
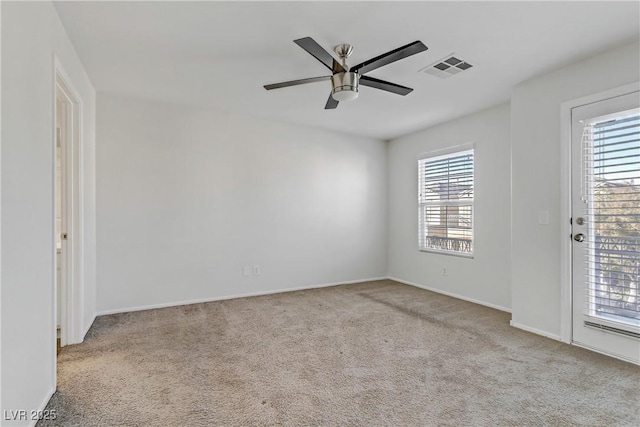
[571,90,640,363]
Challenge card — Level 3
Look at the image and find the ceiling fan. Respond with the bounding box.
[264,37,428,109]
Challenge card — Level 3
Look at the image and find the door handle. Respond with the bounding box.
[573,233,585,242]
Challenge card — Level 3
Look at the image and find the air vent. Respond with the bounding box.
[419,54,473,79]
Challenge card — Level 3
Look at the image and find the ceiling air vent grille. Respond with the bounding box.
[420,55,473,79]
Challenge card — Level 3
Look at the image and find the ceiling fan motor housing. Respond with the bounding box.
[331,72,359,102]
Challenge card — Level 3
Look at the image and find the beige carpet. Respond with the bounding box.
[39,280,639,426]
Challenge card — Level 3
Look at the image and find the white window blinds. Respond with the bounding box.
[418,149,474,255]
[581,111,640,331]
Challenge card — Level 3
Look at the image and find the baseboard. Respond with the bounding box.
[83,313,96,340]
[27,386,56,427]
[388,276,512,313]
[96,277,389,316]
[509,320,561,341]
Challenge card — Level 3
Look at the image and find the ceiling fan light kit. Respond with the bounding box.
[331,72,359,101]
[264,37,428,109]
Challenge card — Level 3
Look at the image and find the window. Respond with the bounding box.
[581,110,640,328]
[418,148,474,256]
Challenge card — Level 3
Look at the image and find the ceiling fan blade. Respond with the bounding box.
[352,41,428,75]
[294,37,345,73]
[264,76,331,90]
[359,76,413,96]
[325,93,339,109]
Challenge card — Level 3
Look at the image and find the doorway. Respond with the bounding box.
[570,90,640,363]
[55,72,81,348]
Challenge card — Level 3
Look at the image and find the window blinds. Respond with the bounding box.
[581,111,640,330]
[418,149,474,255]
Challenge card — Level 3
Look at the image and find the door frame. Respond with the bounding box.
[560,81,640,348]
[53,57,85,348]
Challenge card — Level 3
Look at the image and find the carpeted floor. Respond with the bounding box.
[39,280,639,426]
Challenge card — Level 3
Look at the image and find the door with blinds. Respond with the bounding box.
[571,90,640,363]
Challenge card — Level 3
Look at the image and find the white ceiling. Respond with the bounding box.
[54,1,640,140]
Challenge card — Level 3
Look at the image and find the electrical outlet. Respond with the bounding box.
[253,265,260,276]
[243,265,252,276]
[442,267,448,277]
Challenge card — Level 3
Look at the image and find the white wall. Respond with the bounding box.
[96,94,387,313]
[1,2,96,425]
[1,2,3,416]
[388,103,512,311]
[510,39,640,338]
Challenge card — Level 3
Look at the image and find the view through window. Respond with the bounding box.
[583,111,640,327]
[418,149,474,256]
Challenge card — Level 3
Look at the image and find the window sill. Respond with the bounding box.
[419,248,474,259]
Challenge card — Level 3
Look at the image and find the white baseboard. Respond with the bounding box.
[510,320,561,341]
[28,386,56,427]
[388,276,512,313]
[96,277,389,316]
[83,313,96,339]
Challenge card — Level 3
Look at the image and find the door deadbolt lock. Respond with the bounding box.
[62,233,68,240]
[576,217,585,225]
[573,233,585,242]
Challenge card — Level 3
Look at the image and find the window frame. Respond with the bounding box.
[418,145,475,258]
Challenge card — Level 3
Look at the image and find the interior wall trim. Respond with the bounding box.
[510,320,562,341]
[30,386,56,427]
[96,277,389,316]
[389,276,512,313]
